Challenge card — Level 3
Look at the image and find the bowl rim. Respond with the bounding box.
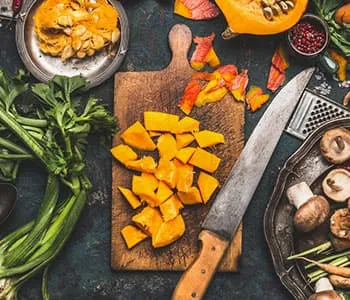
[287,13,329,57]
[15,0,129,89]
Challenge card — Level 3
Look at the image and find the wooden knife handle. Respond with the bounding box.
[172,230,229,300]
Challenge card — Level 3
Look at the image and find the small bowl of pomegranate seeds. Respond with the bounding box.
[287,14,329,59]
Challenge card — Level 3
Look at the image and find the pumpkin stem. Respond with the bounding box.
[221,27,239,40]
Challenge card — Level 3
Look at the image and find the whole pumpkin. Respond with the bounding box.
[215,0,309,39]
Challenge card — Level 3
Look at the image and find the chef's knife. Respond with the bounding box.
[172,67,315,300]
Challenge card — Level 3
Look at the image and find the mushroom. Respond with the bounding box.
[320,128,350,164]
[286,182,330,232]
[308,277,343,300]
[330,234,350,252]
[330,208,350,240]
[322,169,350,202]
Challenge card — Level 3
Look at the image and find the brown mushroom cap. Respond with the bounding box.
[308,290,342,300]
[330,208,350,240]
[320,128,350,164]
[330,234,350,251]
[322,169,350,202]
[294,196,330,232]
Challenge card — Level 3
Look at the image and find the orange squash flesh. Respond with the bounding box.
[189,147,221,173]
[121,121,156,151]
[160,195,183,222]
[175,147,196,164]
[157,134,177,160]
[178,186,203,205]
[194,130,225,148]
[121,225,148,249]
[156,181,174,204]
[132,206,163,237]
[110,144,138,165]
[132,175,159,207]
[154,158,177,189]
[144,111,179,133]
[197,172,219,204]
[118,186,141,209]
[141,173,159,191]
[174,160,194,192]
[125,156,157,173]
[176,133,195,149]
[215,0,308,37]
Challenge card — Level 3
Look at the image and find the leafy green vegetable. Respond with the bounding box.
[0,69,117,299]
[313,0,350,56]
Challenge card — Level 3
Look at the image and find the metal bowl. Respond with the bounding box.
[264,118,350,300]
[15,0,129,88]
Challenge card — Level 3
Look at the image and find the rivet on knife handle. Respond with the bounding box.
[172,230,229,300]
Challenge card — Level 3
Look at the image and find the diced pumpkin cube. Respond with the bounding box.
[141,173,158,191]
[174,160,194,192]
[156,181,174,204]
[149,131,162,137]
[121,225,148,249]
[175,147,196,164]
[110,144,138,165]
[160,195,183,222]
[189,148,221,173]
[157,134,177,160]
[132,206,162,236]
[176,117,200,134]
[132,175,159,207]
[126,156,157,173]
[176,133,195,149]
[197,172,219,204]
[121,121,156,151]
[152,214,185,248]
[194,130,225,148]
[178,187,202,205]
[118,186,141,209]
[144,112,179,133]
[154,158,177,189]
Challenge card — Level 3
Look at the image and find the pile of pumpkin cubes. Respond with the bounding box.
[111,111,224,249]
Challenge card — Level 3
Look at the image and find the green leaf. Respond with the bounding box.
[51,75,88,102]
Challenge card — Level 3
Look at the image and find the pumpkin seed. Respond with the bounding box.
[73,25,87,37]
[285,0,294,8]
[61,45,74,61]
[87,48,95,57]
[76,51,86,59]
[279,1,289,13]
[57,15,73,27]
[112,30,120,44]
[261,0,270,7]
[72,39,82,51]
[263,7,274,20]
[271,4,282,15]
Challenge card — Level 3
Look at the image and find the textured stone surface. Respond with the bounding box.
[0,0,347,299]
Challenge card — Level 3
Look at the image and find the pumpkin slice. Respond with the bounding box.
[176,133,195,149]
[178,186,202,205]
[191,33,220,71]
[194,130,225,148]
[246,85,270,112]
[215,0,308,38]
[175,160,194,192]
[154,158,177,189]
[228,69,248,102]
[329,50,347,82]
[175,147,196,164]
[121,225,148,249]
[157,134,177,160]
[152,214,186,248]
[144,111,179,133]
[149,131,162,137]
[178,79,203,115]
[195,79,228,107]
[160,195,184,222]
[214,64,238,82]
[174,0,219,21]
[176,117,200,134]
[110,144,138,165]
[126,156,157,173]
[189,147,221,173]
[121,121,156,151]
[118,186,141,209]
[132,206,162,236]
[132,175,159,207]
[141,173,159,191]
[156,181,174,204]
[197,172,219,204]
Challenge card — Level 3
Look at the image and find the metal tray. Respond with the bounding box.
[264,117,350,300]
[15,0,129,88]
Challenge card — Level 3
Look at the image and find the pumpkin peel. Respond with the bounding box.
[178,80,202,115]
[329,50,347,82]
[191,33,220,71]
[174,0,219,21]
[246,85,270,112]
[267,44,289,92]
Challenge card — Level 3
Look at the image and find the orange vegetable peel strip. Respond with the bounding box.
[174,0,219,21]
[190,33,220,71]
[328,49,347,82]
[267,45,289,93]
[178,79,203,115]
[246,85,270,112]
[228,69,249,102]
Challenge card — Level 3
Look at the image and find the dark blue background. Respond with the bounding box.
[0,0,348,299]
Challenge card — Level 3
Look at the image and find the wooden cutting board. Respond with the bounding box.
[111,24,244,271]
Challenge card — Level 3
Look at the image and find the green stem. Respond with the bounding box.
[305,250,350,269]
[0,153,33,159]
[0,137,29,154]
[3,174,59,267]
[22,125,44,135]
[288,241,332,260]
[16,116,47,128]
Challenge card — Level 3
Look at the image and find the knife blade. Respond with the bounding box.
[172,67,315,300]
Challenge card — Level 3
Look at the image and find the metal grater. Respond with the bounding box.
[286,89,350,140]
[0,0,13,19]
